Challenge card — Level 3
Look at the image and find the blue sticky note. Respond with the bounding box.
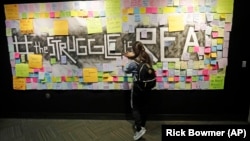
[210,59,217,65]
[204,58,210,65]
[134,14,141,22]
[199,75,204,81]
[61,55,67,64]
[134,7,140,14]
[180,76,186,82]
[162,77,168,82]
[217,45,223,50]
[15,59,20,64]
[212,46,217,52]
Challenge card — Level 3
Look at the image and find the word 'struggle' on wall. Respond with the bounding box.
[4,0,234,90]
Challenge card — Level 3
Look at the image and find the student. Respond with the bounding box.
[123,41,153,140]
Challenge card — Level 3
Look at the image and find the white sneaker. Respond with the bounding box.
[133,127,146,140]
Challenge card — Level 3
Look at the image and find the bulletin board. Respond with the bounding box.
[4,0,234,90]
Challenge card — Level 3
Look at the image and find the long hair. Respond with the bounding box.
[127,41,152,65]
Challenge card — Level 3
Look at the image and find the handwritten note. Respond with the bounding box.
[209,74,225,89]
[86,18,103,34]
[15,63,29,77]
[28,54,43,68]
[4,4,19,20]
[13,77,26,90]
[83,68,98,82]
[106,17,122,33]
[20,19,34,34]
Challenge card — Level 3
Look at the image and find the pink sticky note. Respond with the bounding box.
[26,78,32,83]
[33,69,40,72]
[194,46,199,52]
[212,32,218,38]
[32,83,38,89]
[14,52,20,58]
[192,82,198,89]
[32,78,38,83]
[39,67,44,72]
[202,69,209,75]
[204,47,211,53]
[156,76,163,82]
[88,11,93,17]
[186,76,192,82]
[187,6,194,12]
[61,76,66,82]
[164,82,169,89]
[174,76,179,82]
[204,75,210,81]
[113,76,118,82]
[162,70,168,76]
[146,7,152,13]
[151,7,157,13]
[50,12,55,18]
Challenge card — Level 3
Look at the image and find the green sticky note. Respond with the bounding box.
[118,76,124,82]
[15,63,29,77]
[50,58,56,64]
[156,62,163,68]
[209,74,225,89]
[168,62,175,69]
[127,77,133,82]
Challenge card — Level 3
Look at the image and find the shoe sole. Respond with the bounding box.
[133,129,146,140]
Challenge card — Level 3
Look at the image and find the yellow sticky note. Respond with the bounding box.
[139,7,146,14]
[186,83,191,89]
[71,10,78,17]
[180,61,188,69]
[20,19,34,34]
[4,4,19,20]
[28,54,42,68]
[163,7,176,13]
[175,61,180,69]
[13,77,26,90]
[217,38,224,44]
[210,52,217,58]
[106,17,122,33]
[53,20,68,35]
[216,0,234,14]
[83,68,98,82]
[86,18,103,34]
[54,11,60,18]
[127,8,134,14]
[28,12,34,19]
[168,76,174,82]
[168,14,184,32]
[103,73,110,78]
[122,15,128,22]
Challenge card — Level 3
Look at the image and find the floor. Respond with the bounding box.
[0,118,248,141]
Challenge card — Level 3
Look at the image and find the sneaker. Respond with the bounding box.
[133,127,146,140]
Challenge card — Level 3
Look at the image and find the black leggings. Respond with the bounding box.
[131,83,149,131]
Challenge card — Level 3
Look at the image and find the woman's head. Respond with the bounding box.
[125,41,152,65]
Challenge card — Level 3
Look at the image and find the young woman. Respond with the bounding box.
[123,41,153,140]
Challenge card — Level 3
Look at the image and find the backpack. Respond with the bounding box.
[135,62,156,89]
